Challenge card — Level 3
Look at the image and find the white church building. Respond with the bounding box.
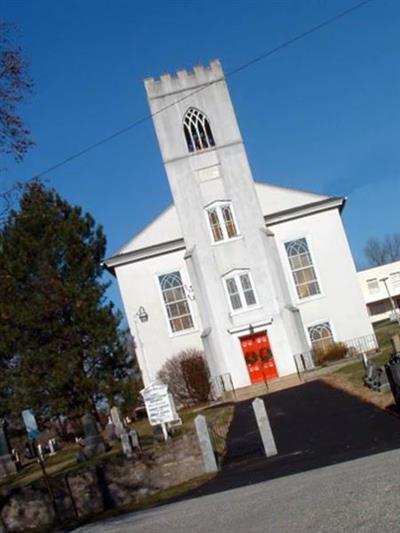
[105,59,375,391]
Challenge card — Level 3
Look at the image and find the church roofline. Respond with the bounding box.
[103,196,345,276]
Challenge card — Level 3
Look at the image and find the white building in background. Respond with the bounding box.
[358,261,400,323]
[105,59,375,391]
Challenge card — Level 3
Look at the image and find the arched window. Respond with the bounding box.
[158,271,194,333]
[308,322,334,352]
[285,238,320,299]
[183,108,215,153]
[205,201,239,243]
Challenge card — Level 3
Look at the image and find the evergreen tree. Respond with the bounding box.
[0,180,128,422]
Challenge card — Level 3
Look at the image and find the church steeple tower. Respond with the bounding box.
[145,60,308,387]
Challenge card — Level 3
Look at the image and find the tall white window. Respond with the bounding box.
[224,270,257,312]
[367,278,380,294]
[390,272,400,291]
[308,322,334,352]
[158,271,194,333]
[206,202,239,243]
[285,238,320,299]
[183,108,215,153]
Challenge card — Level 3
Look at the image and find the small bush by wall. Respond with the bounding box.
[313,342,348,366]
[158,349,211,406]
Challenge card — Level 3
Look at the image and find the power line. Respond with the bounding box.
[31,0,376,180]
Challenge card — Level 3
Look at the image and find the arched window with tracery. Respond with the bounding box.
[158,271,194,333]
[183,108,215,153]
[308,322,334,352]
[285,238,321,299]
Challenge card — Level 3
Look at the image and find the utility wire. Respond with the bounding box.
[31,0,376,180]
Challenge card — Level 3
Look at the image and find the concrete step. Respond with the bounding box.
[232,374,302,402]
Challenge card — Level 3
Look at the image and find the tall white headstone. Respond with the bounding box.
[110,406,124,437]
[252,397,277,457]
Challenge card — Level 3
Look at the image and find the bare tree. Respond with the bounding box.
[364,233,400,267]
[0,22,33,161]
[158,348,210,406]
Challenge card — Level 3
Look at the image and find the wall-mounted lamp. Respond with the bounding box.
[136,306,149,323]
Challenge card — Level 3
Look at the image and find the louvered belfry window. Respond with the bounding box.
[183,108,215,153]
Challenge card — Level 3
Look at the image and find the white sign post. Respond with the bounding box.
[140,382,178,441]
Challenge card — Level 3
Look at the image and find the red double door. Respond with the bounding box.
[240,331,278,384]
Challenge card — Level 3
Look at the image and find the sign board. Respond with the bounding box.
[140,382,177,426]
[21,409,40,440]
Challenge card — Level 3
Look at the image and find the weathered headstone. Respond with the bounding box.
[0,419,16,478]
[252,397,278,457]
[37,444,44,462]
[105,419,116,443]
[365,363,377,387]
[129,429,140,450]
[120,430,133,458]
[48,439,56,456]
[194,415,218,474]
[391,334,400,354]
[81,413,106,459]
[21,409,40,440]
[110,406,124,437]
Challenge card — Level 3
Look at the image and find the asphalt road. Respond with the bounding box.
[75,448,400,533]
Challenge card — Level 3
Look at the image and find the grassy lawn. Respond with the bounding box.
[0,442,124,490]
[0,403,233,491]
[322,320,400,409]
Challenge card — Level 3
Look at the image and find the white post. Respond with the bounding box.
[252,397,277,457]
[194,415,218,473]
[161,423,168,441]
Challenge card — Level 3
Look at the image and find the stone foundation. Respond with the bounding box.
[0,433,206,532]
[0,455,17,479]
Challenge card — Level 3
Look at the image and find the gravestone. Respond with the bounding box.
[48,439,56,456]
[194,415,218,474]
[129,429,140,450]
[105,418,116,443]
[252,397,278,457]
[81,413,106,459]
[391,334,400,354]
[120,430,133,459]
[364,364,378,387]
[110,406,124,437]
[37,444,44,462]
[0,419,16,478]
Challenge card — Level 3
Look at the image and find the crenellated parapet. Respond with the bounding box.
[144,59,224,99]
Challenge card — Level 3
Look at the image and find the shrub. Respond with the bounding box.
[313,342,348,366]
[158,348,211,406]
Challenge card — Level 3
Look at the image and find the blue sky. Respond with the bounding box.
[2,0,399,312]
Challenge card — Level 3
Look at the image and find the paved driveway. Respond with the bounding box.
[188,380,400,496]
[75,448,400,533]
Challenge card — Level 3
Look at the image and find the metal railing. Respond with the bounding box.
[294,333,379,372]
